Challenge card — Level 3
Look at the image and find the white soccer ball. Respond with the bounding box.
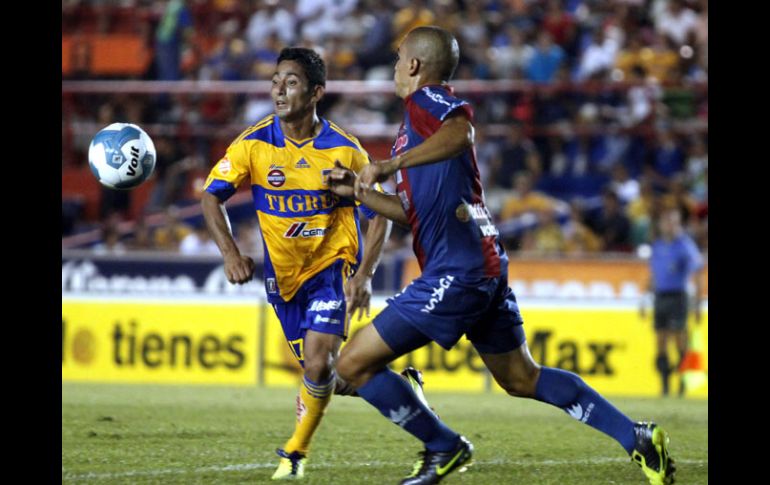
[88,123,156,190]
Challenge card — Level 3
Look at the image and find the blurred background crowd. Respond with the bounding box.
[62,0,707,258]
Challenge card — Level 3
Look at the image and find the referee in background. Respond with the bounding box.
[640,208,704,397]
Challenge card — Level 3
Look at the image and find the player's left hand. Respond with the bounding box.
[344,272,372,322]
[358,158,399,190]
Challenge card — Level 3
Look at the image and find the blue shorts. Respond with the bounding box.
[373,273,525,355]
[272,259,350,367]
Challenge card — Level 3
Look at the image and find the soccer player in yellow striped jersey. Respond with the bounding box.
[201,48,393,480]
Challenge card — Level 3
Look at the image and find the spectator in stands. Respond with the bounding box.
[490,25,535,80]
[589,188,632,252]
[526,31,565,83]
[576,28,619,81]
[491,123,542,189]
[540,0,576,51]
[93,216,127,255]
[180,223,221,255]
[661,174,697,228]
[499,171,556,217]
[563,200,603,255]
[651,127,685,179]
[154,0,194,81]
[530,208,566,256]
[246,0,296,50]
[685,135,708,205]
[655,0,698,47]
[355,0,395,71]
[154,206,193,251]
[128,216,155,251]
[609,163,640,204]
[627,179,658,246]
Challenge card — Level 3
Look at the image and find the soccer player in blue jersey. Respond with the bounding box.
[641,208,704,396]
[328,26,676,485]
[201,47,429,480]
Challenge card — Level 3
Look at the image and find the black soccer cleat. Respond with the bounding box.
[631,421,676,484]
[401,366,439,418]
[400,436,474,485]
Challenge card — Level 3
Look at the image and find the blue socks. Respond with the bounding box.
[535,366,636,454]
[356,368,460,452]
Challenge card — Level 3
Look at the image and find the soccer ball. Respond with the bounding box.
[88,123,156,190]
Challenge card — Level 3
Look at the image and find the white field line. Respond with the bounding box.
[63,457,707,481]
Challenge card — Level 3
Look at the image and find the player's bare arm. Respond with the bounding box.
[329,163,410,225]
[201,192,255,284]
[358,114,474,188]
[346,214,391,321]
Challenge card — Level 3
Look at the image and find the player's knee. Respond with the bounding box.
[335,353,368,388]
[303,355,335,383]
[500,364,540,398]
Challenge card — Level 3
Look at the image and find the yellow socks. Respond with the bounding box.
[283,373,335,455]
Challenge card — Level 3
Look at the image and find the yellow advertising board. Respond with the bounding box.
[62,300,259,385]
[63,299,708,398]
[262,304,708,398]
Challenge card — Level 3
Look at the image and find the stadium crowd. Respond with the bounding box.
[62,0,707,256]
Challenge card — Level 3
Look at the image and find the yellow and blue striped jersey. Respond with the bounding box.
[204,114,376,303]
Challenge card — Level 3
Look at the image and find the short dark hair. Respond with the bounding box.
[277,47,326,89]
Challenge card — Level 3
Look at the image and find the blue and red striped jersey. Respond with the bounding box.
[392,84,508,278]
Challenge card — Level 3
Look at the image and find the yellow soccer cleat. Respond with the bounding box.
[631,422,676,484]
[271,448,306,480]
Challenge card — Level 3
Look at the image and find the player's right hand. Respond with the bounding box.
[223,254,255,284]
[328,160,356,198]
[357,160,395,190]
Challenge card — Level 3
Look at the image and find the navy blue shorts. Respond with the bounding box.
[373,273,526,355]
[272,259,350,366]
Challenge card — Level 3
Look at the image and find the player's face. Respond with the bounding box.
[393,43,409,98]
[271,60,317,121]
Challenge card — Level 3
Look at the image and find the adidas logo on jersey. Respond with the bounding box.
[295,158,310,168]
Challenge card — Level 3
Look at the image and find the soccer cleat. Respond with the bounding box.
[631,422,676,484]
[271,448,306,480]
[401,367,438,418]
[400,436,474,485]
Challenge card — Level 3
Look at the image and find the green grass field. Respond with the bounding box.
[62,383,707,484]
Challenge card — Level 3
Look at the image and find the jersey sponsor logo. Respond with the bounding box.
[264,191,339,214]
[421,275,456,314]
[309,300,343,312]
[313,315,341,325]
[284,222,327,238]
[218,157,231,175]
[456,202,500,237]
[394,133,409,153]
[269,163,284,170]
[267,169,286,187]
[480,224,499,237]
[295,158,310,168]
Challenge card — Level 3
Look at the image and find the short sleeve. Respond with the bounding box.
[203,139,251,202]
